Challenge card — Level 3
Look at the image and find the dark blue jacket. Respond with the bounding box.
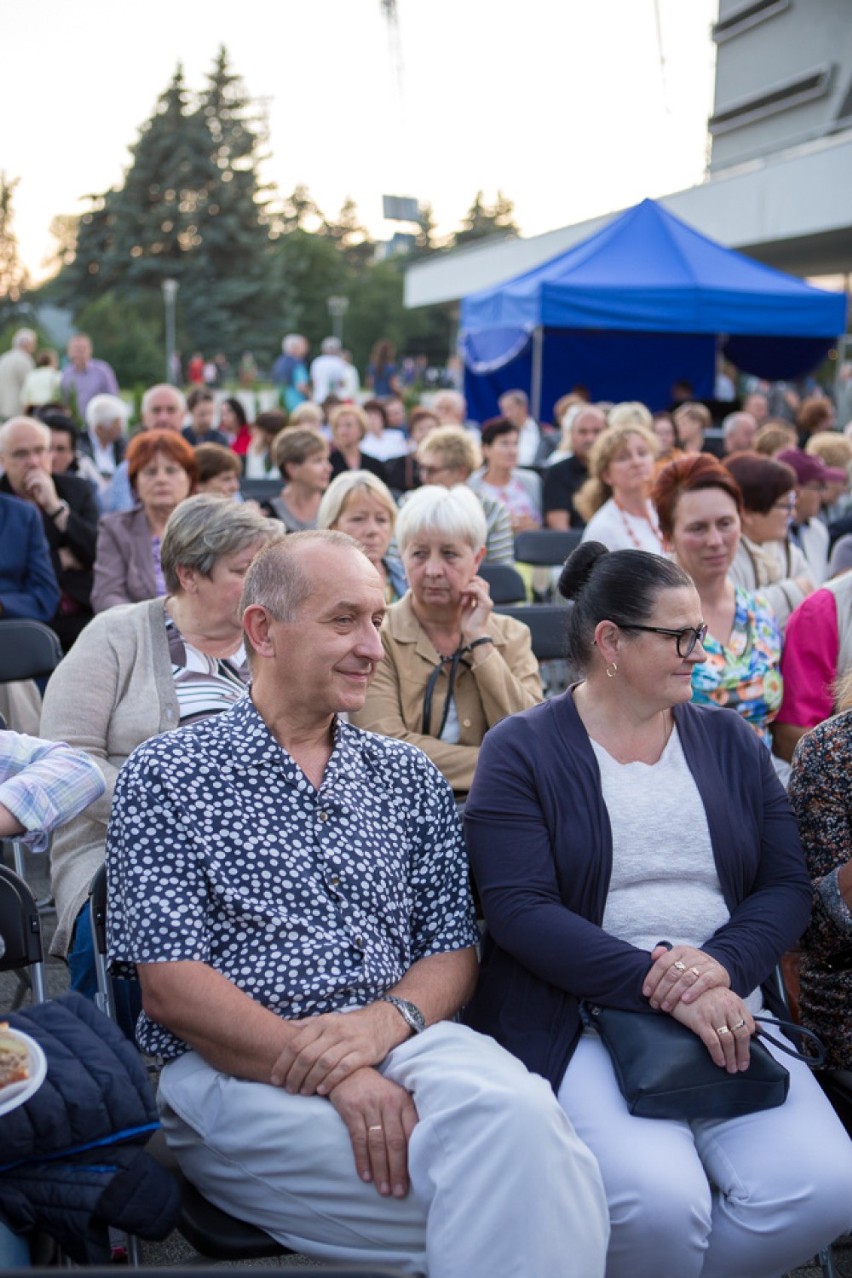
[463,694,812,1090]
[0,492,59,620]
[0,993,179,1262]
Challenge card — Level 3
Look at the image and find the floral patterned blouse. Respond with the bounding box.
[690,586,783,748]
[788,710,852,1069]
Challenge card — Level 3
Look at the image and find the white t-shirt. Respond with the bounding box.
[592,726,761,1012]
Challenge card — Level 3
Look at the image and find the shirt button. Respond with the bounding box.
[354,935,364,947]
[318,811,329,822]
[330,875,340,886]
[462,718,472,728]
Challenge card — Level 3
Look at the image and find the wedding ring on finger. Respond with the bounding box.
[689,966,701,978]
[731,1019,747,1032]
[716,1025,731,1036]
[367,1125,384,1133]
[672,960,687,973]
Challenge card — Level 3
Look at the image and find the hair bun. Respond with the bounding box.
[558,541,608,601]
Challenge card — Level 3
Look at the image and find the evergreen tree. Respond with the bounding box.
[0,174,30,316]
[275,184,324,235]
[52,53,273,362]
[320,197,374,271]
[452,190,519,248]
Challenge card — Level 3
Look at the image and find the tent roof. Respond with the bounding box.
[460,198,847,339]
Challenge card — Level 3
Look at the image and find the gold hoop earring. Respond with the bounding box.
[606,661,618,679]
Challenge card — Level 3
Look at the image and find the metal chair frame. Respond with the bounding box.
[0,863,46,1007]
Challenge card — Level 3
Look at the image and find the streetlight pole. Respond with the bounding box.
[162,278,179,384]
[327,295,349,344]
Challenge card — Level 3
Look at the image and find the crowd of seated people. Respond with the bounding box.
[4,341,852,1272]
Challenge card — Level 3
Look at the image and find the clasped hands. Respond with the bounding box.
[269,1003,418,1198]
[645,943,755,1073]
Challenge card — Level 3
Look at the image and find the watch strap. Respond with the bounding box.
[379,994,426,1034]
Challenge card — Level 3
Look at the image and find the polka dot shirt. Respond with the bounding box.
[106,694,478,1060]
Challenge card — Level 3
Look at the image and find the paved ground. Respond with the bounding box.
[3,843,850,1274]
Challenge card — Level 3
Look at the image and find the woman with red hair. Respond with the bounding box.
[653,453,782,748]
[91,430,197,611]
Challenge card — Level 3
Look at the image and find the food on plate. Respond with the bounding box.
[0,1022,29,1089]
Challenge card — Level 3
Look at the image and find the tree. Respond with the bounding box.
[451,190,519,249]
[273,184,324,236]
[51,51,274,362]
[0,174,30,316]
[320,197,375,272]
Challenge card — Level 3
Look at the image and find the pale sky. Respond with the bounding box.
[3,0,719,281]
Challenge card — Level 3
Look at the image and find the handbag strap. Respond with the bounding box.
[753,1015,826,1069]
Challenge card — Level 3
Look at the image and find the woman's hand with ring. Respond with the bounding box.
[670,990,755,1073]
[644,944,731,1012]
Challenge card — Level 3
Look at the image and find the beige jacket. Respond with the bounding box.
[39,598,179,954]
[350,592,543,793]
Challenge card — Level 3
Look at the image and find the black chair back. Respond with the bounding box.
[478,563,527,605]
[514,529,582,568]
[0,864,46,1004]
[0,620,63,683]
[239,478,282,504]
[494,604,572,663]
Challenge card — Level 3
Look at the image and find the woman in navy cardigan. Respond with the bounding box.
[464,542,852,1278]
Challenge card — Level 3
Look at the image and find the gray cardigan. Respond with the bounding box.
[40,599,179,954]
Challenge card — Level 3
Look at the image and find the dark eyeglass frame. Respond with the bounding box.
[617,622,709,658]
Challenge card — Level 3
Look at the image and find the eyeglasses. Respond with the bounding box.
[772,495,797,512]
[418,463,451,480]
[617,623,709,658]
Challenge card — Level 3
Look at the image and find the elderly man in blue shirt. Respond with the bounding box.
[106,529,608,1277]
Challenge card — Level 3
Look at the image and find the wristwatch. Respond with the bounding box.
[48,501,69,520]
[379,994,426,1035]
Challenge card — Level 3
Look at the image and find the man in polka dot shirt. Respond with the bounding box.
[106,530,608,1276]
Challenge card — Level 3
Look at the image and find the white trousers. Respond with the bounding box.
[158,1022,609,1278]
[557,1030,852,1278]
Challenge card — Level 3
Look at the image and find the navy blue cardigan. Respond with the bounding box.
[462,694,812,1090]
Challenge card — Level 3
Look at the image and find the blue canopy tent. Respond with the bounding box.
[460,198,848,423]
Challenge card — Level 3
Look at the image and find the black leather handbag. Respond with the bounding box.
[583,1004,824,1120]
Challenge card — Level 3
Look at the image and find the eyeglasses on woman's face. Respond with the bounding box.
[617,622,709,658]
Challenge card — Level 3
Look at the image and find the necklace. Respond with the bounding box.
[614,499,664,552]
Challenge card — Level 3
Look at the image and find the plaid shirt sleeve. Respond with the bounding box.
[0,731,105,853]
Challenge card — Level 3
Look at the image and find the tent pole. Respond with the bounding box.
[531,327,544,421]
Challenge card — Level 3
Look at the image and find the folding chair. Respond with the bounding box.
[513,528,582,568]
[513,529,582,602]
[0,619,63,685]
[494,604,572,663]
[0,619,64,880]
[0,864,46,1007]
[478,562,528,604]
[89,865,293,1264]
[239,477,282,505]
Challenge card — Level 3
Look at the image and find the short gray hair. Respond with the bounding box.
[321,336,342,354]
[282,333,305,355]
[12,329,36,350]
[723,411,755,442]
[160,494,283,594]
[85,393,130,433]
[141,383,186,417]
[239,530,361,658]
[0,416,50,453]
[317,470,398,531]
[395,484,487,555]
